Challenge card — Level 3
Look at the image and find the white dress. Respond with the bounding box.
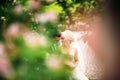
[69,32,103,80]
[69,41,89,80]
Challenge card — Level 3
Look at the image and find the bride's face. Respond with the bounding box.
[55,30,74,47]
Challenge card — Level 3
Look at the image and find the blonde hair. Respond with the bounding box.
[61,30,75,42]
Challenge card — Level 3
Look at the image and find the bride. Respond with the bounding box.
[57,30,103,80]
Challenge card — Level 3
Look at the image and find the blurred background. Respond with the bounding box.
[0,0,120,80]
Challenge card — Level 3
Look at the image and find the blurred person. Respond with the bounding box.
[56,30,88,80]
[56,29,104,80]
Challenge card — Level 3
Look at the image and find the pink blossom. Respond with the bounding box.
[0,43,14,79]
[13,5,23,14]
[22,31,47,47]
[45,55,62,70]
[47,11,58,22]
[27,0,40,10]
[13,0,16,3]
[7,23,20,38]
[35,13,49,23]
[34,11,58,23]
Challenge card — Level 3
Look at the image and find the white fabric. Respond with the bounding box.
[60,30,103,80]
[70,41,89,80]
[73,32,103,80]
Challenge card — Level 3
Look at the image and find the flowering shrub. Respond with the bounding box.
[0,0,100,80]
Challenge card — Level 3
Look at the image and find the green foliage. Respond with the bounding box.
[43,2,64,14]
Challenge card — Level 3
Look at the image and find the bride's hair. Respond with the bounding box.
[61,30,75,42]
